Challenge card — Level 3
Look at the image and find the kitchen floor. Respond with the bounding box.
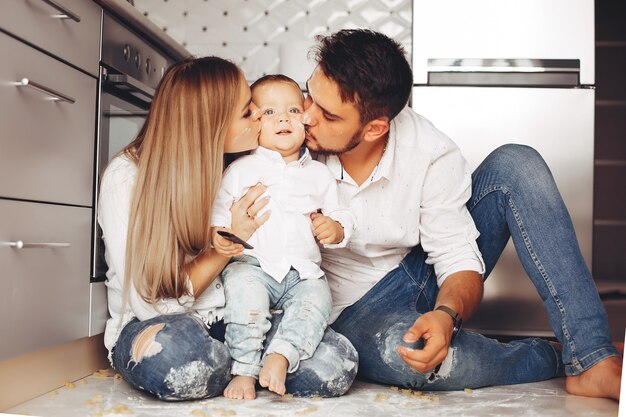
[6,369,619,417]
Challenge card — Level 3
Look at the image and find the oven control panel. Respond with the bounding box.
[101,12,173,91]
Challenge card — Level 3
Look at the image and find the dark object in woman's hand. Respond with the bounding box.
[217,230,254,249]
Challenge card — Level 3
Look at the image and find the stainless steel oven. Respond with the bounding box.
[91,12,175,283]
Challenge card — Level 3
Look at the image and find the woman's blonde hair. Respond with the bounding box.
[123,56,242,303]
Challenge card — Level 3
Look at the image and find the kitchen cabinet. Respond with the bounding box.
[0,0,101,77]
[0,32,96,207]
[411,0,595,336]
[0,2,101,360]
[0,199,92,361]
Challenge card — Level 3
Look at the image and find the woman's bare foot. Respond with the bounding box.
[565,356,622,400]
[259,353,289,396]
[224,375,257,400]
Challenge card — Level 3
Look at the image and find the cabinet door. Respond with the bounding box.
[0,0,101,76]
[411,0,594,85]
[89,282,108,336]
[412,86,594,335]
[0,32,96,207]
[0,199,92,360]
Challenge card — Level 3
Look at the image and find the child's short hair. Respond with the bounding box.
[250,74,304,100]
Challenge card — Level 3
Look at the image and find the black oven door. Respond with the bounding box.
[91,68,153,282]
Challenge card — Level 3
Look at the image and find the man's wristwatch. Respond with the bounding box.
[435,305,463,340]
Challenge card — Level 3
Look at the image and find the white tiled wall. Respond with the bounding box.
[133,0,412,83]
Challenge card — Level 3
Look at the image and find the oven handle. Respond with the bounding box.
[105,74,155,102]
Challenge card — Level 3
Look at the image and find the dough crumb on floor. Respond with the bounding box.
[7,375,617,417]
[374,393,389,402]
[297,406,318,415]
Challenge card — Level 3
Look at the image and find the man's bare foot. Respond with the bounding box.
[565,356,622,400]
[224,375,256,400]
[259,353,289,396]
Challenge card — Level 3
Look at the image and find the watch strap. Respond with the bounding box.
[435,305,462,339]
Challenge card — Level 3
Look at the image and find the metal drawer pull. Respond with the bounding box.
[40,0,81,22]
[17,78,76,104]
[0,240,71,249]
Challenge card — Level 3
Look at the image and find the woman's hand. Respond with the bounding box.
[230,183,271,240]
[211,227,244,257]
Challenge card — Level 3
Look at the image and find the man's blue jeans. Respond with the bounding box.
[112,312,357,400]
[331,144,620,390]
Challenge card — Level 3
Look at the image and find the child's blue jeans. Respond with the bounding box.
[222,255,333,378]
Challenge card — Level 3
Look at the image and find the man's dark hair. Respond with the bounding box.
[312,29,413,124]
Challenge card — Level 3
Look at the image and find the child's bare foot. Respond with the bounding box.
[565,356,622,400]
[259,353,289,396]
[224,375,256,400]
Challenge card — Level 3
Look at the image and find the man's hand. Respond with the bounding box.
[310,212,344,244]
[396,270,483,373]
[396,309,454,373]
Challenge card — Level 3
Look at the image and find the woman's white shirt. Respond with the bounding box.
[98,155,225,362]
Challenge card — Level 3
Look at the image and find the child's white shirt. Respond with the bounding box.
[212,146,355,282]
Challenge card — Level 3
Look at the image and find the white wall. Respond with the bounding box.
[134,0,412,83]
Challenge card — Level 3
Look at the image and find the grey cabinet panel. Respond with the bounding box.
[89,282,108,336]
[0,0,101,76]
[0,199,92,360]
[0,32,96,207]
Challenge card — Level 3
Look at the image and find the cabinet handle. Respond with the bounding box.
[17,78,76,104]
[40,0,81,22]
[0,241,71,249]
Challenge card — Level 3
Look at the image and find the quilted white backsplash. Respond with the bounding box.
[134,0,412,83]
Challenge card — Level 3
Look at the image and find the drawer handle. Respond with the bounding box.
[40,0,81,22]
[0,240,71,249]
[17,78,76,104]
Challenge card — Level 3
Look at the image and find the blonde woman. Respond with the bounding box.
[98,57,358,401]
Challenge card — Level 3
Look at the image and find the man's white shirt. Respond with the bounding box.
[318,107,485,322]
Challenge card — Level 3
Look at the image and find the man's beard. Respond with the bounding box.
[306,127,363,156]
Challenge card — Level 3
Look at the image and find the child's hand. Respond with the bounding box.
[211,227,244,257]
[310,212,344,245]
